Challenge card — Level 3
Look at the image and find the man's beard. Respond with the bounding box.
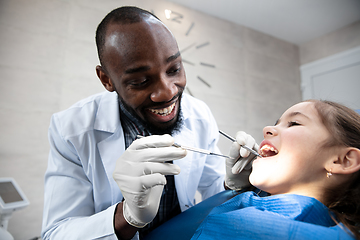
[144,105,184,135]
[118,93,184,136]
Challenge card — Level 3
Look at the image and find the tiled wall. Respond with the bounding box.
[0,0,301,239]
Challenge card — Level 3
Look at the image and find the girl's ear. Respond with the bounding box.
[96,65,115,92]
[328,147,360,175]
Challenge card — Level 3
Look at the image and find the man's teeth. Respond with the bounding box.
[149,103,175,116]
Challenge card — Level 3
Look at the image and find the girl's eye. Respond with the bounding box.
[288,121,300,127]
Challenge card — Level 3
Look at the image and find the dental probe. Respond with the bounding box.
[219,130,262,158]
[136,135,234,159]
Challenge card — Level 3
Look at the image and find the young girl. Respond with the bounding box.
[191,100,360,239]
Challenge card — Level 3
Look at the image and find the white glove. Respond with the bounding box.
[113,134,186,228]
[225,131,259,191]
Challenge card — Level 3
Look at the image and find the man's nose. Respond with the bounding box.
[150,76,178,102]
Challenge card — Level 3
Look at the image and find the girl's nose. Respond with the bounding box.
[263,125,277,137]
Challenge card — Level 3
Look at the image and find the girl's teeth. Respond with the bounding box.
[260,144,279,157]
[260,145,278,153]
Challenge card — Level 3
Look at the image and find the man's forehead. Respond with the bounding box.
[105,19,169,46]
[107,15,163,35]
[101,18,179,73]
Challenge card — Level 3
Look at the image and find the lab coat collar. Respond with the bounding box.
[94,92,124,203]
[94,91,121,133]
[173,93,198,210]
[179,93,191,121]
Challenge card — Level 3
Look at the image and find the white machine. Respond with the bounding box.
[0,178,29,240]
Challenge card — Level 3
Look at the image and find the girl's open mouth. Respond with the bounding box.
[259,144,279,157]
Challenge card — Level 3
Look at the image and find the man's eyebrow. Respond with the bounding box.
[166,51,180,63]
[125,66,151,74]
[275,111,309,125]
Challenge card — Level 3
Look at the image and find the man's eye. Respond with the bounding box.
[167,66,181,75]
[288,121,300,127]
[130,79,149,87]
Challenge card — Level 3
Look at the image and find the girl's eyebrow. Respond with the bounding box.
[275,111,310,126]
[289,111,310,119]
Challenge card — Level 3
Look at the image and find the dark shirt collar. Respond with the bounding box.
[119,98,150,148]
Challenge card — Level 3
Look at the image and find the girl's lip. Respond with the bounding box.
[259,140,275,150]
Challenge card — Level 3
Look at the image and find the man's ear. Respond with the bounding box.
[96,65,115,92]
[328,147,360,175]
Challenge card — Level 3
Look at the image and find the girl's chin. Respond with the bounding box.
[249,167,272,188]
[248,173,259,187]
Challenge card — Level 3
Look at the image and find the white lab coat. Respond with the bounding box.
[42,91,225,240]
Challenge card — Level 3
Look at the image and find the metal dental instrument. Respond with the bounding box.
[219,130,262,158]
[136,135,234,159]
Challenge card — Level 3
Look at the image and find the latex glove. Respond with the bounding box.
[225,131,259,191]
[113,134,186,228]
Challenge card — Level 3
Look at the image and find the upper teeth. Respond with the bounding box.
[260,145,278,154]
[149,103,175,116]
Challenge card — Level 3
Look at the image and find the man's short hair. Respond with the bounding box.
[95,6,160,66]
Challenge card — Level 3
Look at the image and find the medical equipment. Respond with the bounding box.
[0,178,29,240]
[219,130,262,158]
[136,135,234,159]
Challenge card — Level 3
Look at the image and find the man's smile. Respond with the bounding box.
[145,100,179,123]
[147,102,176,116]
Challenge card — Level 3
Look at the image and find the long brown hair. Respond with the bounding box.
[307,99,360,239]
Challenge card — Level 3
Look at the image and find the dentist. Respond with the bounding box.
[42,6,256,240]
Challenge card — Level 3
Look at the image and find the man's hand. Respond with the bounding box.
[225,131,259,191]
[113,134,186,228]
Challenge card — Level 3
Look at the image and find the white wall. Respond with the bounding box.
[301,46,360,110]
[300,20,360,112]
